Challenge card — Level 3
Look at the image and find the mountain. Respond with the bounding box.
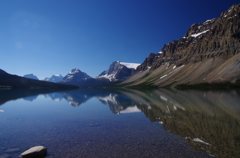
[122,4,240,89]
[0,69,76,90]
[23,74,39,80]
[62,68,92,84]
[45,74,64,83]
[98,61,140,82]
[54,68,112,88]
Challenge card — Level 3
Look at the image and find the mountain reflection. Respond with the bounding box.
[0,89,240,157]
[121,89,240,158]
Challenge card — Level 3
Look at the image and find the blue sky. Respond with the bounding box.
[0,0,239,79]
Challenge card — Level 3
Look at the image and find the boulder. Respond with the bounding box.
[20,146,47,158]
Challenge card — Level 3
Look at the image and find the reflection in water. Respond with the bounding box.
[122,89,240,158]
[0,89,240,158]
[0,89,66,105]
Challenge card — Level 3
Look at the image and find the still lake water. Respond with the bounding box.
[0,89,240,158]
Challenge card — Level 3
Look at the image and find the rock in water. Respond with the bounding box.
[20,146,47,158]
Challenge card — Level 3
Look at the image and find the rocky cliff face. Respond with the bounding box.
[138,4,240,72]
[98,61,140,81]
[125,4,240,88]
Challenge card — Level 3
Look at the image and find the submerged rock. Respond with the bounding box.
[5,147,20,153]
[20,146,47,158]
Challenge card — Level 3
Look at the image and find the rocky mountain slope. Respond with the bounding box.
[123,4,240,88]
[98,61,140,82]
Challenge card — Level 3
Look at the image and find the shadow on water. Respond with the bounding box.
[0,88,240,158]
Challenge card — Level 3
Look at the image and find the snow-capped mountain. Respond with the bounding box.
[45,74,64,83]
[0,69,74,90]
[98,61,140,82]
[59,68,111,87]
[62,68,92,84]
[23,74,39,80]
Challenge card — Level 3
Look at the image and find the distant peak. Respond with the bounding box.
[112,61,120,64]
[23,74,39,80]
[70,68,81,73]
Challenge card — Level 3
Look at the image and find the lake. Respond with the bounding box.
[0,89,239,158]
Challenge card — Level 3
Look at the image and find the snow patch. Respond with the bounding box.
[159,121,164,124]
[228,7,233,13]
[192,138,210,146]
[160,74,168,79]
[173,106,177,110]
[160,96,168,102]
[120,62,140,69]
[190,30,209,38]
[204,18,215,24]
[147,106,152,110]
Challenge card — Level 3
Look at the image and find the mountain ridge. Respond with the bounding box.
[122,4,240,88]
[0,69,76,90]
